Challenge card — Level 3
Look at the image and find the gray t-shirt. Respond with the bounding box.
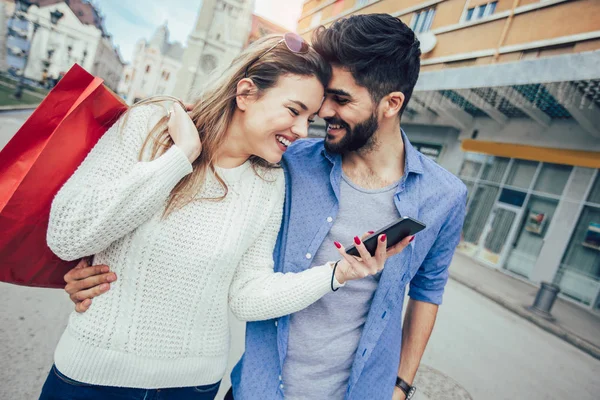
[282,173,400,399]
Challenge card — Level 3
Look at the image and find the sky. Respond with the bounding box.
[95,0,305,63]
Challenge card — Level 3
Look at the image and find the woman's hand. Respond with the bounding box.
[333,233,414,284]
[167,103,202,163]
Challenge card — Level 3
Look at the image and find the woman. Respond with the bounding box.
[39,34,395,400]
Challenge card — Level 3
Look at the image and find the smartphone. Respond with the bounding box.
[345,216,426,257]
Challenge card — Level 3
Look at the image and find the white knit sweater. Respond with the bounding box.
[47,105,339,389]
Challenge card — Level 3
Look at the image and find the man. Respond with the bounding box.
[65,14,466,400]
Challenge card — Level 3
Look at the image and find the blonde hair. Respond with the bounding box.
[122,35,331,217]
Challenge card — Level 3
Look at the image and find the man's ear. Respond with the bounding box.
[235,78,258,111]
[382,91,405,119]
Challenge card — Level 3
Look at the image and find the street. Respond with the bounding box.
[1,277,599,400]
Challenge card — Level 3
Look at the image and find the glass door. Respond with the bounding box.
[458,184,499,257]
[476,203,521,266]
[505,196,559,278]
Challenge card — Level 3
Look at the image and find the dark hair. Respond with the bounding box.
[312,14,421,115]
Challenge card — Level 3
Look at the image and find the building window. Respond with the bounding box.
[533,163,572,196]
[356,0,372,7]
[145,65,151,73]
[465,1,497,22]
[412,142,443,163]
[505,194,560,278]
[411,8,436,34]
[480,157,510,184]
[554,173,600,308]
[162,71,170,80]
[505,160,538,189]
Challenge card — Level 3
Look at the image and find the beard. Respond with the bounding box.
[324,112,379,154]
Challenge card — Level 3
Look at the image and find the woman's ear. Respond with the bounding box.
[236,78,258,111]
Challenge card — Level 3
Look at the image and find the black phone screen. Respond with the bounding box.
[345,217,426,257]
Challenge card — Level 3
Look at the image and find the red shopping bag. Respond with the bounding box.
[0,64,127,288]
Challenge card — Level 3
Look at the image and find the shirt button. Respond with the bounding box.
[327,216,333,223]
[279,375,282,381]
[305,253,312,259]
[275,321,278,327]
[280,384,285,390]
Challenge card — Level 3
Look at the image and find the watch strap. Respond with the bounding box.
[395,377,416,399]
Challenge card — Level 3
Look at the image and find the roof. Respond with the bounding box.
[405,51,600,139]
[34,0,106,35]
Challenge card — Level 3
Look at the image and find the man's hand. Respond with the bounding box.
[392,386,407,400]
[64,258,117,313]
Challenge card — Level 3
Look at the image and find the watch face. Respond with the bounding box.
[407,387,417,399]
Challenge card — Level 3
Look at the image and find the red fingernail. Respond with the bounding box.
[354,236,361,245]
[334,241,342,249]
[409,236,415,243]
[368,231,374,234]
[381,234,387,242]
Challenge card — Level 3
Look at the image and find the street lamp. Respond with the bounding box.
[13,6,64,99]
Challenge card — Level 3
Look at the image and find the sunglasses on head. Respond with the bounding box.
[245,33,310,78]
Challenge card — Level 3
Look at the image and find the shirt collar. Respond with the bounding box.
[321,129,424,175]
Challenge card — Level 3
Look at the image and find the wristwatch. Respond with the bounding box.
[395,377,417,399]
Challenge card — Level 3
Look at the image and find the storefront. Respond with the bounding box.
[454,155,600,310]
[452,153,599,310]
[403,51,600,310]
[396,137,600,311]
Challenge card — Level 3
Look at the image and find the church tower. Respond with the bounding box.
[172,0,254,101]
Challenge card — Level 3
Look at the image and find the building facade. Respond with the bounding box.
[0,1,11,72]
[297,0,600,311]
[245,13,287,48]
[116,23,184,104]
[172,0,255,102]
[3,0,123,90]
[117,8,285,105]
[91,34,124,92]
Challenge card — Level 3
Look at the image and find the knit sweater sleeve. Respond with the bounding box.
[228,171,339,322]
[47,105,193,261]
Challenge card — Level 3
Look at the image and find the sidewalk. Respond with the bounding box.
[449,253,600,360]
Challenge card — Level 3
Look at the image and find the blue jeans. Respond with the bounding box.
[39,364,221,400]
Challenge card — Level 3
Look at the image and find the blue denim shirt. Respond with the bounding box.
[231,132,467,400]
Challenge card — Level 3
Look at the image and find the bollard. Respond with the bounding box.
[527,282,561,320]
